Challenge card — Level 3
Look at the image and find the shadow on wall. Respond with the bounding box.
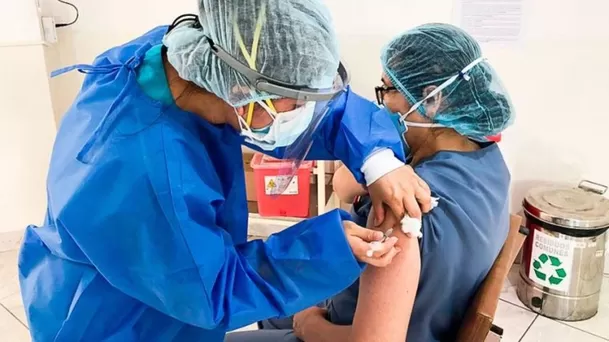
[336,33,387,99]
[506,133,585,213]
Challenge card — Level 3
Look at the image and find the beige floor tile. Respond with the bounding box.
[0,305,30,341]
[493,300,537,342]
[521,316,606,342]
[1,292,27,327]
[565,277,609,340]
[0,231,23,253]
[500,264,530,310]
[0,250,20,302]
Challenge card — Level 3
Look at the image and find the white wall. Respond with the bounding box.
[0,0,56,233]
[46,0,609,211]
[43,0,196,123]
[326,0,609,210]
[0,0,42,46]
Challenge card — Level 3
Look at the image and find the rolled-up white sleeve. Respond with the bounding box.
[361,148,405,186]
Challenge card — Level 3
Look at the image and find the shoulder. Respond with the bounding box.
[415,144,510,252]
[415,143,510,196]
[92,26,168,67]
[334,87,379,116]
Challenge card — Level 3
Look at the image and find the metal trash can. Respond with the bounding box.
[517,180,609,321]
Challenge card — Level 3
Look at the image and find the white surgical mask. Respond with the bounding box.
[238,101,316,151]
[397,111,445,129]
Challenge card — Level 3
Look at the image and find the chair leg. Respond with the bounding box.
[485,325,503,341]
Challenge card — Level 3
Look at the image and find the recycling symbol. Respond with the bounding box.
[532,253,567,285]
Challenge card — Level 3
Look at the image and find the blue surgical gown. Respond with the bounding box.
[240,142,511,342]
[18,26,405,341]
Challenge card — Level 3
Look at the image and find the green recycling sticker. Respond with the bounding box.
[532,253,567,285]
[529,230,574,292]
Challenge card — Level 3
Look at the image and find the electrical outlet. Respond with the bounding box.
[41,16,58,44]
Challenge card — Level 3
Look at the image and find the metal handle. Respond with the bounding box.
[578,180,608,195]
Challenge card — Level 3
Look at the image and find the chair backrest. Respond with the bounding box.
[455,214,527,342]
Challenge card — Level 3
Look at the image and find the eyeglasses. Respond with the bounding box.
[374,85,397,106]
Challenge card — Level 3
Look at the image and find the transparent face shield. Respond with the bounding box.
[207,39,349,102]
[166,8,350,195]
[398,57,486,123]
[207,34,349,195]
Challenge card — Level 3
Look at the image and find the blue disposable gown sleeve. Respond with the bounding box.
[60,139,364,331]
[244,87,406,184]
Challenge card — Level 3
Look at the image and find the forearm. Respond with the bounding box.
[350,212,421,342]
[303,316,352,342]
[332,165,367,204]
[230,210,364,328]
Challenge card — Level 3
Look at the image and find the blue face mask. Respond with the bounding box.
[389,111,407,137]
[388,111,411,157]
[389,107,446,161]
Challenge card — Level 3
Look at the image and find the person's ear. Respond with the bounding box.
[422,85,442,118]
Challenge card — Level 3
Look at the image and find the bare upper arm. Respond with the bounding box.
[350,209,421,342]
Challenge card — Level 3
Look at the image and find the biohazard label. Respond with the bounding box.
[264,176,299,196]
[529,229,575,292]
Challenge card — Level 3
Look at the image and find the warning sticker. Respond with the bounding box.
[529,230,575,292]
[264,176,299,196]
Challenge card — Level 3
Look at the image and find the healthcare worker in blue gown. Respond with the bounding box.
[18,1,433,341]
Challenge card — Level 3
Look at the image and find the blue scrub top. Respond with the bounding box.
[329,142,511,341]
[18,26,408,342]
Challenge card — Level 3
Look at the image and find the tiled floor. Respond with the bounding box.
[496,266,609,342]
[1,249,607,341]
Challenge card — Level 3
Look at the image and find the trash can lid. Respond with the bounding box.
[523,180,609,230]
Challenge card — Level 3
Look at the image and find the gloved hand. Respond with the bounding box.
[367,165,432,227]
[343,221,400,267]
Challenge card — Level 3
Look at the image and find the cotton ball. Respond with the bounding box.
[366,241,383,257]
[400,197,439,239]
[430,197,439,209]
[401,216,422,238]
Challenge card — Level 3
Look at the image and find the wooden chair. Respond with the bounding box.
[455,214,529,342]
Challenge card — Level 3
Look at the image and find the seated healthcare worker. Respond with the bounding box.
[227,23,515,342]
[18,1,436,341]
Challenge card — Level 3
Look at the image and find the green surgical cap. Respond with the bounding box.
[381,23,514,138]
[163,0,340,107]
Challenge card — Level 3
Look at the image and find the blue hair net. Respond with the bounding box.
[163,0,340,107]
[381,23,514,138]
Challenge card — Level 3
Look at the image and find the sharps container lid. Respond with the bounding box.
[523,180,609,230]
